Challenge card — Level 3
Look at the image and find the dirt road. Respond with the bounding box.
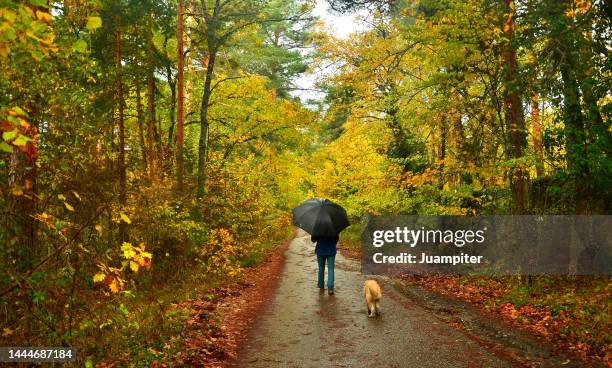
[236,231,530,367]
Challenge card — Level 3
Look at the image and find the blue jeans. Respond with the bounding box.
[317,255,335,290]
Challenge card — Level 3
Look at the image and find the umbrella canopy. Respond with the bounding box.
[292,198,349,237]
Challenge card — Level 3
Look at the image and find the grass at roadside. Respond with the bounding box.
[338,224,361,257]
[83,266,226,366]
[82,229,294,367]
[401,275,611,366]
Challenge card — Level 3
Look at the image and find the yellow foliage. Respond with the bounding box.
[109,279,121,294]
[400,168,439,188]
[121,243,136,259]
[309,117,402,217]
[566,0,591,17]
[202,228,243,277]
[121,242,152,270]
[93,243,152,294]
[93,273,105,283]
[35,10,52,23]
[119,213,131,224]
[129,261,139,272]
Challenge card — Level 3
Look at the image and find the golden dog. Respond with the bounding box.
[363,279,381,317]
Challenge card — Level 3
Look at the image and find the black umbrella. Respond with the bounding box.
[292,198,349,237]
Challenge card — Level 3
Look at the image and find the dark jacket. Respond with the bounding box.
[312,235,339,257]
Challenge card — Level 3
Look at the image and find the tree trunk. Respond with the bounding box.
[165,63,176,172]
[559,55,587,178]
[135,71,148,172]
[438,116,447,189]
[502,0,528,213]
[451,96,464,162]
[526,2,544,179]
[167,72,176,147]
[185,0,193,120]
[176,0,185,190]
[146,13,159,177]
[197,49,217,198]
[385,106,408,162]
[553,6,587,183]
[531,94,544,177]
[439,117,447,165]
[115,15,127,241]
[195,0,223,198]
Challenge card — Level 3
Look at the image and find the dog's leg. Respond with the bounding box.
[367,301,375,317]
[375,301,380,316]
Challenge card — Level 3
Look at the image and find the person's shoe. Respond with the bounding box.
[328,289,334,295]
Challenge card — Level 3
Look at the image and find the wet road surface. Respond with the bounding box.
[235,232,516,368]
